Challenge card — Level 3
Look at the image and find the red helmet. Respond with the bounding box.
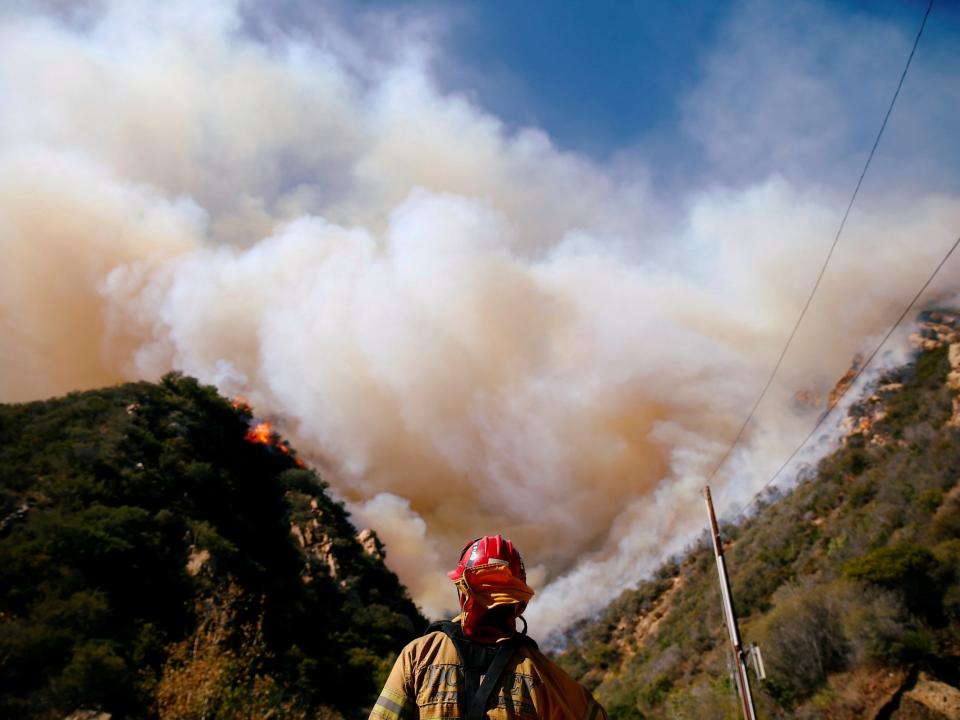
[448,534,526,582]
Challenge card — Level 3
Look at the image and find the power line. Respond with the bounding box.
[744,232,960,515]
[706,0,936,486]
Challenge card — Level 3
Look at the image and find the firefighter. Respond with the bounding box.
[370,535,607,720]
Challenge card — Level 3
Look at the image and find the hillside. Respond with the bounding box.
[556,311,960,719]
[0,374,425,720]
[4,319,959,720]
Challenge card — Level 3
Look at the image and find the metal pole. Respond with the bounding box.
[704,486,758,720]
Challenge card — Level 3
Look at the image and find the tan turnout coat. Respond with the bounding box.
[370,627,606,720]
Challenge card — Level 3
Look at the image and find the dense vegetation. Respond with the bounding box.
[0,374,424,720]
[557,339,960,718]
[4,320,958,719]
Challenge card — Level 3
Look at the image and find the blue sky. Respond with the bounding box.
[377,0,960,197]
[436,1,729,157]
[238,0,960,195]
[438,1,954,155]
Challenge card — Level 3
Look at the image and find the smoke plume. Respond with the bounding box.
[2,0,959,634]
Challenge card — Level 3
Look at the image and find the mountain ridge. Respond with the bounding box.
[554,311,960,719]
[0,373,425,720]
[4,311,960,719]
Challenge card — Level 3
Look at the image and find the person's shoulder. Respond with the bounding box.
[402,628,449,652]
[516,643,586,686]
[418,621,460,645]
[514,641,556,671]
[396,624,460,667]
[400,631,445,655]
[516,642,607,717]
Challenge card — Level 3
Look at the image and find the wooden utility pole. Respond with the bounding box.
[703,486,758,720]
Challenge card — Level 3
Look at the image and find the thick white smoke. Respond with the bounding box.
[2,0,959,634]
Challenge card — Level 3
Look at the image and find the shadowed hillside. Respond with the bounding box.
[556,312,960,720]
[0,373,425,720]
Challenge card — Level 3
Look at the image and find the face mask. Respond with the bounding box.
[455,564,534,640]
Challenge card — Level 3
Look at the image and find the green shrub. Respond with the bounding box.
[663,676,739,720]
[930,491,960,542]
[59,640,132,710]
[640,674,673,707]
[843,543,947,623]
[606,699,646,720]
[753,583,849,705]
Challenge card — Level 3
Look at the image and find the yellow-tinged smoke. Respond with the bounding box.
[2,0,959,635]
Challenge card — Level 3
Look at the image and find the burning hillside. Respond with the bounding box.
[556,328,960,719]
[1,0,959,637]
[840,310,960,447]
[0,374,423,720]
[243,418,305,467]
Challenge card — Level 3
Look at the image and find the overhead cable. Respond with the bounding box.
[705,0,936,486]
[745,232,960,514]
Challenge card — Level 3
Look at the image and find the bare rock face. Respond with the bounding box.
[357,528,386,561]
[185,546,211,577]
[837,311,960,444]
[796,312,960,426]
[910,310,960,351]
[290,498,339,582]
[842,390,890,446]
[809,668,908,720]
[946,343,960,428]
[829,354,865,409]
[0,501,31,534]
[64,711,111,720]
[892,675,960,720]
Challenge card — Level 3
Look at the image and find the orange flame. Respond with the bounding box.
[245,421,273,444]
[243,418,307,467]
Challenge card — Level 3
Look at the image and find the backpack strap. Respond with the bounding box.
[424,621,531,720]
[465,642,515,720]
[424,620,458,636]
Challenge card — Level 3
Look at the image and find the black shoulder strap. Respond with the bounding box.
[424,621,523,720]
[466,642,515,720]
[424,620,458,636]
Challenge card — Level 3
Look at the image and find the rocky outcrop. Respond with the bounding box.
[891,674,960,720]
[803,668,909,720]
[909,310,960,428]
[795,311,960,426]
[290,498,339,582]
[838,310,960,445]
[185,546,212,577]
[357,528,386,561]
[946,343,960,428]
[840,379,914,447]
[829,354,865,409]
[909,310,960,351]
[290,504,391,583]
[0,501,32,534]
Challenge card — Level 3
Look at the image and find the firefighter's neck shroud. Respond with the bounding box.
[454,563,535,642]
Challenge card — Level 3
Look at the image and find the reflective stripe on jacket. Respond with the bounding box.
[370,628,606,720]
